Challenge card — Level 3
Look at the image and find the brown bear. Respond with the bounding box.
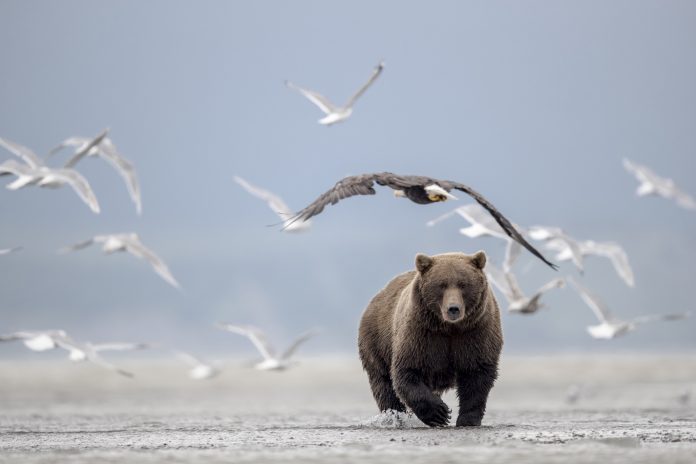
[358,251,502,427]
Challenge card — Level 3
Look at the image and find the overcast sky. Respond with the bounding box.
[1,1,695,358]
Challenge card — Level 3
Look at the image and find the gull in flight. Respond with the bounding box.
[623,158,695,210]
[60,233,180,289]
[49,129,142,215]
[287,172,556,269]
[0,246,22,255]
[174,351,221,380]
[0,137,100,213]
[216,323,318,371]
[568,277,691,339]
[0,330,148,377]
[485,261,565,314]
[286,61,384,126]
[546,239,634,287]
[0,330,68,351]
[427,203,516,241]
[233,175,310,232]
[528,226,584,272]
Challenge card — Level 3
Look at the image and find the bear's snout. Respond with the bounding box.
[442,287,465,322]
[447,305,461,320]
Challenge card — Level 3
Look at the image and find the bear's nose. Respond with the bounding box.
[447,305,461,320]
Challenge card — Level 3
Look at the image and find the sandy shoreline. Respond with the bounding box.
[1,355,694,463]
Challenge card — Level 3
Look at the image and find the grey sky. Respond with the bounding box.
[1,1,695,357]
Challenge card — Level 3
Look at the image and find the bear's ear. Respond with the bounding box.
[415,253,434,274]
[470,250,487,270]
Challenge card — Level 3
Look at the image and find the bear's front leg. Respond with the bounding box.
[393,366,450,427]
[455,363,498,427]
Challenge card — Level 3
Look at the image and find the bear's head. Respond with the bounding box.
[414,251,489,325]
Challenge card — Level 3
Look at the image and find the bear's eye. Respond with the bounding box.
[457,281,467,289]
[439,282,448,290]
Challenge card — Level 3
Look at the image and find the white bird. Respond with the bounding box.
[0,330,68,351]
[0,138,100,213]
[623,158,696,210]
[49,129,142,215]
[528,226,585,272]
[52,337,144,377]
[286,61,384,126]
[485,263,565,314]
[0,330,144,377]
[568,277,691,339]
[175,351,221,380]
[216,323,317,371]
[427,203,512,240]
[233,175,310,232]
[60,233,180,289]
[546,239,634,287]
[0,246,22,255]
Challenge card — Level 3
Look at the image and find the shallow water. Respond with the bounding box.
[0,355,695,463]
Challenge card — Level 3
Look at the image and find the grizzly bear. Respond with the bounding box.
[358,251,502,427]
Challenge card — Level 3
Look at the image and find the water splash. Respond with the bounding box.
[360,410,424,429]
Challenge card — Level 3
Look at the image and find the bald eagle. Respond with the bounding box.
[286,172,557,270]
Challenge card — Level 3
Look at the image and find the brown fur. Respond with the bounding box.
[358,251,503,427]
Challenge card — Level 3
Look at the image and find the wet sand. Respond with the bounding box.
[0,355,695,463]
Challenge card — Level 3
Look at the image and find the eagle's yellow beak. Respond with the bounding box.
[427,193,449,202]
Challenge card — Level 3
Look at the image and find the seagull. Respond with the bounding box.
[286,61,384,126]
[233,175,310,232]
[568,277,691,339]
[546,239,634,287]
[427,203,514,241]
[216,323,317,371]
[0,330,68,351]
[0,138,100,213]
[52,336,143,377]
[174,351,221,380]
[0,330,143,377]
[0,246,22,255]
[623,158,696,210]
[287,172,556,269]
[49,129,142,215]
[485,262,565,314]
[528,226,584,271]
[60,233,180,289]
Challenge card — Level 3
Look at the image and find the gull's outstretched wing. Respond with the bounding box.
[280,329,318,360]
[672,186,696,210]
[425,208,459,227]
[0,246,22,255]
[234,175,296,221]
[503,240,522,272]
[345,61,385,108]
[93,139,142,215]
[124,237,180,289]
[216,323,276,360]
[456,204,510,240]
[0,159,35,176]
[632,311,692,326]
[175,351,206,367]
[485,263,516,301]
[0,137,43,168]
[581,241,635,287]
[51,169,101,214]
[48,136,90,156]
[535,278,565,296]
[90,342,152,352]
[63,129,109,168]
[568,277,613,324]
[58,237,96,254]
[285,81,337,114]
